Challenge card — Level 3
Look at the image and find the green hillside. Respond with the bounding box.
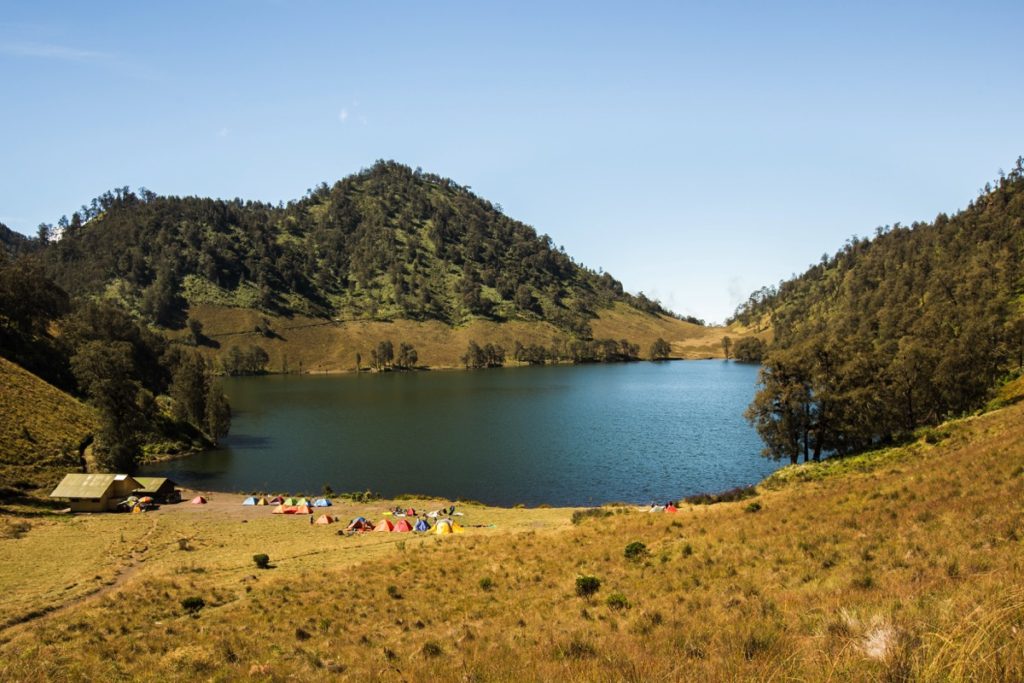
[734,158,1024,462]
[0,357,97,497]
[39,161,693,335]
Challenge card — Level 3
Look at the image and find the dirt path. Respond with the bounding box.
[0,514,161,637]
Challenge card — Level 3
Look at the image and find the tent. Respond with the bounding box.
[435,520,453,535]
[282,506,299,514]
[393,519,413,533]
[295,505,312,515]
[451,522,465,534]
[242,496,258,506]
[405,508,416,516]
[413,518,431,532]
[295,498,309,507]
[313,498,332,507]
[190,496,207,505]
[268,496,284,504]
[283,497,298,506]
[256,496,269,506]
[373,519,394,532]
[315,514,334,525]
[272,504,286,514]
[665,504,678,513]
[346,517,371,531]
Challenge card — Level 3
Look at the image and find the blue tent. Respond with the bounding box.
[313,498,332,507]
[242,496,257,506]
[414,519,431,532]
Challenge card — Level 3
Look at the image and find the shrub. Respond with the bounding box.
[252,554,270,569]
[479,577,495,592]
[682,543,694,557]
[575,575,601,599]
[181,596,205,614]
[744,502,762,513]
[421,641,443,657]
[557,638,596,660]
[685,486,758,505]
[624,541,648,560]
[606,592,631,610]
[571,508,613,525]
[387,585,402,600]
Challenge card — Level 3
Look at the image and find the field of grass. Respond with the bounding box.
[1,392,1022,680]
[0,357,97,497]
[175,303,754,374]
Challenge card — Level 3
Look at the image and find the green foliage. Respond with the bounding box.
[744,501,762,513]
[220,344,269,376]
[740,159,1024,462]
[478,576,495,591]
[36,162,674,333]
[732,337,765,363]
[462,340,505,369]
[623,541,648,560]
[252,554,270,569]
[571,508,613,525]
[180,596,205,614]
[684,486,758,505]
[575,575,601,599]
[605,592,630,610]
[650,337,671,360]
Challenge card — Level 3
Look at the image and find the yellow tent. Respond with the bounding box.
[256,496,268,506]
[435,520,453,535]
[451,522,465,534]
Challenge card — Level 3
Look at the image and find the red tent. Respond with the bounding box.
[665,504,678,513]
[404,508,416,516]
[373,518,394,532]
[190,495,207,505]
[282,506,299,514]
[393,518,413,533]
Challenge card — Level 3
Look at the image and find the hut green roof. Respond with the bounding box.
[49,473,140,499]
[132,476,174,494]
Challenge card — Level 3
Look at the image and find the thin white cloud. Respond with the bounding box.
[218,127,230,138]
[338,108,349,123]
[0,40,107,61]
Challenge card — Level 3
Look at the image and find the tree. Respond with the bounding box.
[371,340,394,370]
[721,335,732,359]
[462,340,485,369]
[205,380,231,444]
[187,318,204,346]
[733,337,765,363]
[650,338,671,360]
[70,341,146,472]
[395,342,418,369]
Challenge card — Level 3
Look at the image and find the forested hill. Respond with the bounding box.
[0,222,33,258]
[37,160,686,333]
[733,158,1024,463]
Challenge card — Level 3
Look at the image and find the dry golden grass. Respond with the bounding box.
[1,396,1022,680]
[0,357,97,494]
[178,303,757,373]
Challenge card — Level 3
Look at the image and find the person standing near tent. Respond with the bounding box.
[309,514,313,525]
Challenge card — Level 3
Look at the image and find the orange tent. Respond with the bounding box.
[315,514,334,525]
[190,495,207,505]
[271,504,286,514]
[665,504,678,513]
[295,505,312,515]
[373,519,394,532]
[393,518,413,532]
[282,506,299,514]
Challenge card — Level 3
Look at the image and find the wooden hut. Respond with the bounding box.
[132,476,179,502]
[49,473,142,512]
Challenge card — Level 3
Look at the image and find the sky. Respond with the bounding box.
[2,1,1022,323]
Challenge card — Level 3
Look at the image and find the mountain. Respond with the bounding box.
[30,160,734,369]
[40,161,689,329]
[733,158,1024,462]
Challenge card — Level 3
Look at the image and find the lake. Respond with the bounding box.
[140,360,782,506]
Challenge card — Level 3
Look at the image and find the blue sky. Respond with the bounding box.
[2,1,1022,322]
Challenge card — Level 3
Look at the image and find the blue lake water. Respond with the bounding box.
[140,360,780,506]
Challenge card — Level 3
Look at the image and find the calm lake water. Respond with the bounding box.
[140,360,781,506]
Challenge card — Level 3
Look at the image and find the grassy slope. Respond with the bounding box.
[0,357,97,495]
[1,396,1022,680]
[177,302,748,373]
